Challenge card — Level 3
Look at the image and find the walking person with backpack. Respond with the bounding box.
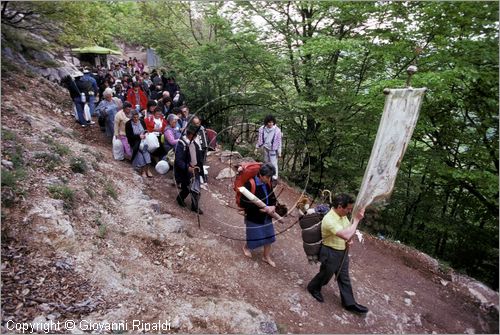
[81,68,99,117]
[306,193,368,314]
[255,115,282,184]
[239,163,278,267]
[174,123,204,214]
[61,72,88,128]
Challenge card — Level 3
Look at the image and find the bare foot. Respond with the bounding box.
[262,257,276,268]
[141,171,147,178]
[242,246,252,258]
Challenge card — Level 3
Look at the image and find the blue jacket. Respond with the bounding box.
[82,73,98,94]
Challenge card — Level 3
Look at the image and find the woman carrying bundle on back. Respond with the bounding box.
[240,163,278,267]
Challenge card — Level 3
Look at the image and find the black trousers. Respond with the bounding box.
[177,178,200,211]
[307,245,356,307]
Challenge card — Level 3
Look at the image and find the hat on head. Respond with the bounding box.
[186,123,199,136]
[83,68,90,74]
[71,70,84,78]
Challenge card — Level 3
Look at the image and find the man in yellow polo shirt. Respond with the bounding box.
[306,193,368,314]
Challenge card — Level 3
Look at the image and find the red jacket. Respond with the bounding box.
[145,115,167,133]
[126,88,148,110]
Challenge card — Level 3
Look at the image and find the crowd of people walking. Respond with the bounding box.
[61,59,205,213]
[61,57,368,315]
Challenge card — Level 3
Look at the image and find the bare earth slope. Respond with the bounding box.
[1,67,498,334]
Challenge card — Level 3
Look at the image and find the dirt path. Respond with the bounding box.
[139,153,498,334]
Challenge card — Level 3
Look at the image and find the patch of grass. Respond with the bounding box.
[47,185,75,210]
[2,129,17,141]
[34,152,62,172]
[235,144,253,158]
[105,183,118,200]
[12,147,24,168]
[25,70,37,78]
[0,58,20,76]
[70,157,88,174]
[53,143,71,157]
[1,169,26,188]
[52,127,66,136]
[42,136,70,156]
[438,259,453,274]
[37,58,60,69]
[2,24,48,53]
[3,145,25,169]
[1,158,27,207]
[41,135,54,144]
[97,224,107,239]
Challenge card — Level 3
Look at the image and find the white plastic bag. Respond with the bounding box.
[139,139,146,152]
[73,104,91,122]
[145,133,160,153]
[155,160,170,174]
[84,104,91,121]
[112,137,125,160]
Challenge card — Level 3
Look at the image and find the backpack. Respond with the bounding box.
[234,162,269,208]
[76,78,93,97]
[299,205,330,263]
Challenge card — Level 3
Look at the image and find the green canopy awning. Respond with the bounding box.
[71,46,121,55]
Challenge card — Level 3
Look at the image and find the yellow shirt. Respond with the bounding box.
[321,209,350,250]
[114,110,130,137]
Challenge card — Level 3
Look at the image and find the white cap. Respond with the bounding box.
[72,70,84,77]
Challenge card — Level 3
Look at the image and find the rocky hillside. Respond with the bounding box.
[1,47,499,334]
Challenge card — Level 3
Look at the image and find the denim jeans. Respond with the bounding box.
[73,97,86,126]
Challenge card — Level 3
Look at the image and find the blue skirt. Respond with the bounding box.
[245,218,276,249]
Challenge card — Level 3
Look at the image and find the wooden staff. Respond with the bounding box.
[238,186,283,222]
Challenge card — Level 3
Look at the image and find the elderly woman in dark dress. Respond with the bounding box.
[125,110,153,178]
[239,163,278,267]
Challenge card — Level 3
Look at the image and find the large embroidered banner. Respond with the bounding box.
[353,88,427,218]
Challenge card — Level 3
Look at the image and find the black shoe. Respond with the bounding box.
[307,286,324,303]
[344,303,368,314]
[191,207,203,215]
[176,196,186,208]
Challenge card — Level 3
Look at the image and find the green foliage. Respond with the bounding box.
[34,152,62,172]
[70,157,88,174]
[47,185,75,210]
[1,169,26,188]
[2,129,17,141]
[97,224,107,239]
[105,182,118,200]
[53,143,71,157]
[42,136,71,156]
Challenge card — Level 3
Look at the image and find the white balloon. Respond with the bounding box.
[155,160,170,174]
